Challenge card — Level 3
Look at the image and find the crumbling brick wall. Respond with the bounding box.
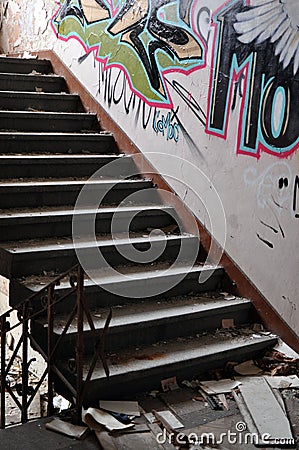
[0,0,56,54]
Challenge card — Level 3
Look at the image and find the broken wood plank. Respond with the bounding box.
[99,400,140,417]
[239,377,294,443]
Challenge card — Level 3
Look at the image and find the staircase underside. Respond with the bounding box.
[0,55,278,404]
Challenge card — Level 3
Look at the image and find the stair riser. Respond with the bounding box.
[0,157,135,179]
[0,94,82,112]
[0,114,99,132]
[32,304,252,358]
[0,182,155,208]
[0,75,66,93]
[0,210,175,243]
[0,135,116,154]
[5,238,199,277]
[55,339,277,403]
[11,267,223,311]
[0,59,52,74]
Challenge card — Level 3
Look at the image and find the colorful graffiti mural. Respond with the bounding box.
[53,0,299,159]
[52,0,206,106]
[207,0,299,158]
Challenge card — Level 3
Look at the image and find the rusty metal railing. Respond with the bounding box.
[0,264,111,428]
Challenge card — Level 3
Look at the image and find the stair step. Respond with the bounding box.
[0,233,199,278]
[0,132,116,153]
[32,295,253,357]
[0,205,176,242]
[0,154,135,179]
[11,264,224,309]
[0,111,99,132]
[55,331,277,402]
[0,91,82,112]
[0,178,154,208]
[0,73,67,93]
[0,57,52,74]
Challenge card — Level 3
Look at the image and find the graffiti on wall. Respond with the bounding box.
[53,0,299,158]
[244,162,299,249]
[52,0,206,107]
[207,0,299,158]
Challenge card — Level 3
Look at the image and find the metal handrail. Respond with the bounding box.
[0,264,111,428]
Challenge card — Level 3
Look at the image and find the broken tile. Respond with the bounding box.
[234,360,263,376]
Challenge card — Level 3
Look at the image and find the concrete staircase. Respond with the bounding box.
[0,56,277,403]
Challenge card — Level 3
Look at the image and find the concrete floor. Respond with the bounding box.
[0,387,297,450]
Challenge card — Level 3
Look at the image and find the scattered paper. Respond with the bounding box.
[252,323,264,332]
[199,379,242,395]
[222,318,234,328]
[46,418,89,440]
[161,376,179,392]
[99,400,140,417]
[82,408,134,432]
[234,360,263,376]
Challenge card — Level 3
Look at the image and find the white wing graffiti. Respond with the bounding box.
[233,0,299,75]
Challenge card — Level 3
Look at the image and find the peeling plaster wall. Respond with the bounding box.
[1,0,298,337]
[0,0,56,53]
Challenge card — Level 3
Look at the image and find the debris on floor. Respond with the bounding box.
[236,377,294,446]
[99,400,140,417]
[45,417,89,440]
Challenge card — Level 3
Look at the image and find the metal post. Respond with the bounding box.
[0,314,7,429]
[21,304,29,423]
[76,265,84,422]
[47,286,54,417]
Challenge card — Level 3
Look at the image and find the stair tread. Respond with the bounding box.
[61,330,276,380]
[0,72,62,80]
[0,110,96,118]
[0,90,78,98]
[0,154,123,161]
[0,131,112,137]
[0,178,148,187]
[0,204,172,219]
[2,232,192,253]
[20,262,221,290]
[36,294,251,334]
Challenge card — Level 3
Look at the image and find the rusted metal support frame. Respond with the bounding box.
[3,333,22,379]
[21,302,29,423]
[0,314,7,429]
[47,285,54,417]
[29,335,77,398]
[75,265,84,419]
[79,308,112,404]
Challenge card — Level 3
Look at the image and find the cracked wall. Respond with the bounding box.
[0,0,56,53]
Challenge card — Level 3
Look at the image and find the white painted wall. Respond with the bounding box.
[1,0,298,336]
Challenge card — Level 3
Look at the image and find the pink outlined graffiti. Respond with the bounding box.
[206,0,299,159]
[52,0,207,109]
